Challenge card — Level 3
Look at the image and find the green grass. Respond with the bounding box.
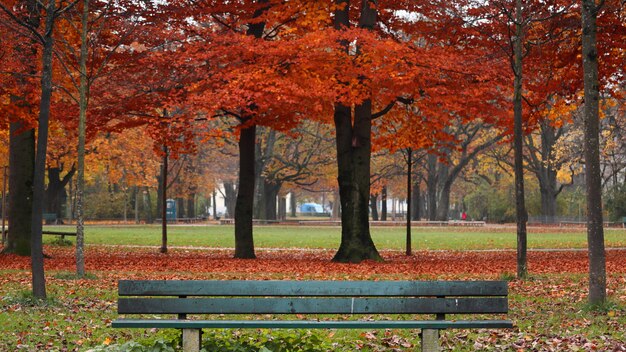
[42,224,626,250]
[1,270,624,351]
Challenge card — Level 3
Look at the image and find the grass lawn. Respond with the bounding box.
[43,224,626,250]
[2,225,624,351]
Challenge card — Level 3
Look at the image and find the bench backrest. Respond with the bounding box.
[118,280,508,316]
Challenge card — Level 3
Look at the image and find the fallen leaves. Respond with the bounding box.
[1,246,625,278]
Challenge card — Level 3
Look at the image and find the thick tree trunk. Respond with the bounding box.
[331,0,381,262]
[332,100,381,262]
[581,0,606,305]
[234,124,256,258]
[513,0,528,279]
[45,166,75,221]
[4,122,34,255]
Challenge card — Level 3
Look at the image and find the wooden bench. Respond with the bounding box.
[112,280,512,352]
[42,230,77,240]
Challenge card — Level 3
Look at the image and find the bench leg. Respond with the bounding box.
[182,329,201,352]
[421,329,440,352]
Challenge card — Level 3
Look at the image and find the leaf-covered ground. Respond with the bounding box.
[1,245,625,351]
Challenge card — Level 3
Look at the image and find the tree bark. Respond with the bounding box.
[187,194,195,218]
[222,181,237,218]
[426,153,438,220]
[406,148,412,256]
[4,122,34,256]
[411,178,421,221]
[263,181,280,221]
[290,191,297,217]
[370,193,379,221]
[332,99,382,262]
[76,0,89,277]
[581,0,606,305]
[44,166,75,220]
[4,0,38,256]
[381,186,387,221]
[331,0,382,263]
[234,123,256,258]
[160,145,168,254]
[513,0,528,279]
[31,0,58,299]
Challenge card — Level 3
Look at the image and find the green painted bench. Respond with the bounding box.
[112,280,512,352]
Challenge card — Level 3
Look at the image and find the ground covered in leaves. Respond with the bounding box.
[1,245,625,351]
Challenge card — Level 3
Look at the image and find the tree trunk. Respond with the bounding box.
[263,181,280,221]
[176,197,185,218]
[187,194,195,218]
[436,181,451,221]
[4,122,34,256]
[426,154,438,220]
[222,181,237,218]
[332,99,381,263]
[381,186,387,221]
[581,0,606,305]
[290,191,298,218]
[45,166,76,221]
[370,193,379,221]
[513,0,528,279]
[234,124,256,258]
[212,190,218,220]
[31,0,57,299]
[406,148,412,256]
[76,0,89,277]
[412,178,421,221]
[160,145,168,254]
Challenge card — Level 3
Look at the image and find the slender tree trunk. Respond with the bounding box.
[436,181,452,221]
[234,124,256,258]
[5,123,34,255]
[370,193,379,221]
[426,153,438,220]
[263,182,279,221]
[290,191,298,217]
[381,186,387,221]
[75,0,89,277]
[513,0,528,279]
[412,177,421,221]
[223,182,237,218]
[406,148,412,256]
[581,0,606,305]
[212,190,217,220]
[31,0,57,299]
[160,145,167,254]
[187,194,195,218]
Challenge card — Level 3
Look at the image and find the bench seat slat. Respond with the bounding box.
[118,297,508,315]
[118,280,507,297]
[111,319,514,329]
